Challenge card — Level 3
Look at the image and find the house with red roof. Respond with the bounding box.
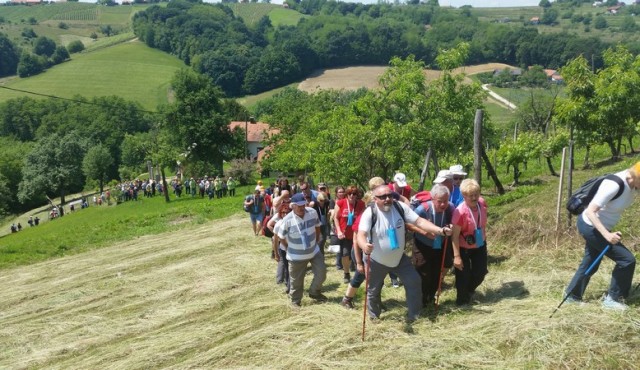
[228,121,279,162]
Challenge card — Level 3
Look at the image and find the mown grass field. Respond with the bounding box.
[0,40,185,111]
[1,154,640,368]
[227,3,307,27]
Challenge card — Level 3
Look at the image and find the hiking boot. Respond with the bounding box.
[341,297,355,309]
[309,292,328,302]
[602,294,628,311]
[391,279,400,288]
[343,273,351,284]
[291,300,301,308]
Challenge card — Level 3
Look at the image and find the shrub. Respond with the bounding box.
[67,40,84,54]
[225,159,256,186]
[58,22,69,30]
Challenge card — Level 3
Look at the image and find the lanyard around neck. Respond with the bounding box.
[431,202,444,227]
[466,202,480,230]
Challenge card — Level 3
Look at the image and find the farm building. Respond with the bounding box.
[228,121,278,162]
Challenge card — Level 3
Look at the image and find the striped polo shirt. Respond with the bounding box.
[276,207,320,261]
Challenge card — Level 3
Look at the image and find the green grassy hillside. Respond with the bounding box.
[0,40,185,110]
[0,3,154,46]
[227,2,307,27]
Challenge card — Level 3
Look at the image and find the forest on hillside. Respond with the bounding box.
[131,0,618,97]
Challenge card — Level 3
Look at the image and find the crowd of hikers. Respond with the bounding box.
[248,160,640,321]
[245,167,490,321]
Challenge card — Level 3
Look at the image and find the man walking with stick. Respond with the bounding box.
[564,162,640,311]
[357,184,451,323]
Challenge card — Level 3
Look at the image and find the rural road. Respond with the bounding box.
[482,84,517,110]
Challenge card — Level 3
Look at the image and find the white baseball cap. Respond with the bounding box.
[393,173,408,187]
[433,170,452,184]
[449,164,467,176]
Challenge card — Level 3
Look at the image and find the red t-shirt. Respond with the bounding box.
[336,198,365,240]
[390,182,412,199]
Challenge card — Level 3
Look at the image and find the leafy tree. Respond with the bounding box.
[18,132,87,206]
[498,131,542,185]
[590,46,640,159]
[58,22,69,30]
[0,33,20,77]
[17,53,45,77]
[163,69,235,176]
[520,65,549,88]
[620,16,637,32]
[539,0,551,8]
[540,8,559,25]
[83,144,114,193]
[51,46,70,64]
[555,55,598,168]
[21,28,37,39]
[0,137,33,214]
[100,25,114,37]
[242,47,301,94]
[33,36,57,57]
[0,173,12,216]
[67,40,85,54]
[594,15,607,29]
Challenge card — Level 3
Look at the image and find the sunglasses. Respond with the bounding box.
[375,194,393,200]
[453,177,464,181]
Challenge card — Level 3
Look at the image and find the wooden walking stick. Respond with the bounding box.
[434,236,449,316]
[362,253,371,341]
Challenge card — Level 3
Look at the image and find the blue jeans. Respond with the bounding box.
[567,216,636,301]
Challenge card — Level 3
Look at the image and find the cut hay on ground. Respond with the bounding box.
[298,63,517,93]
[1,212,639,368]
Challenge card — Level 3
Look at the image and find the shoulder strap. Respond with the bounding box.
[606,174,625,201]
[392,200,405,223]
[369,203,377,238]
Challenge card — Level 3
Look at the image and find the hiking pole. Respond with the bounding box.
[434,236,449,316]
[550,244,610,318]
[362,253,371,342]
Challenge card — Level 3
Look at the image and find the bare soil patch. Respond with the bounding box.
[298,63,517,92]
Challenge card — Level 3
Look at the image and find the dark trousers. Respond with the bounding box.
[567,216,636,301]
[454,245,488,305]
[414,239,451,305]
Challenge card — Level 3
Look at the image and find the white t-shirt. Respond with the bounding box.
[582,170,635,230]
[358,202,419,268]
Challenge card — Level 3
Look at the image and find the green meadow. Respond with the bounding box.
[0,40,185,111]
[227,2,307,27]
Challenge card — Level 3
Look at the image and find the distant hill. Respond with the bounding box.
[0,40,185,110]
[0,3,156,47]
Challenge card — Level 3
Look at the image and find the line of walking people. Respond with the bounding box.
[258,166,490,322]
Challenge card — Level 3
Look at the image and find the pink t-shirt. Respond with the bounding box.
[452,197,488,249]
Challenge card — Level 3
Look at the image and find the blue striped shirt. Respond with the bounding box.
[276,208,321,261]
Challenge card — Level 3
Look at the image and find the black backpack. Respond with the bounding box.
[566,174,625,215]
